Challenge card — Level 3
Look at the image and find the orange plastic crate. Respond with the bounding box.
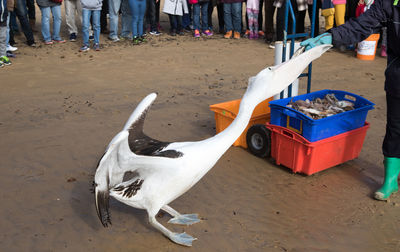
[267,122,370,175]
[209,98,272,148]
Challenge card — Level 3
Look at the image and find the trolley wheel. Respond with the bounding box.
[246,124,271,158]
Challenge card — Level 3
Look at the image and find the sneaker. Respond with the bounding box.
[0,61,3,68]
[79,45,90,52]
[69,33,77,42]
[6,52,16,58]
[202,30,213,36]
[89,35,94,41]
[28,42,37,47]
[233,31,240,39]
[194,29,200,38]
[269,43,275,49]
[224,31,232,39]
[139,36,147,43]
[0,56,12,66]
[6,45,18,52]
[249,32,254,40]
[244,29,250,38]
[178,30,185,36]
[149,30,161,36]
[108,36,120,42]
[53,39,66,43]
[44,40,53,45]
[258,30,265,37]
[132,36,140,45]
[170,30,177,36]
[93,43,100,51]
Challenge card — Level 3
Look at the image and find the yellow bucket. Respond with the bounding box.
[357,33,380,60]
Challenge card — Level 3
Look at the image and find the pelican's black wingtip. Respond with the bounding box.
[95,189,112,228]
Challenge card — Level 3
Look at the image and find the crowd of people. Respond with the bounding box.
[0,0,387,67]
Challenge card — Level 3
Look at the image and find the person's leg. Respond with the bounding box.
[258,0,263,31]
[200,2,209,32]
[231,2,241,33]
[223,3,233,32]
[92,10,101,44]
[65,0,76,35]
[168,14,177,33]
[137,0,146,36]
[217,3,224,33]
[264,0,274,41]
[26,0,36,31]
[247,8,254,37]
[177,15,183,32]
[108,0,122,39]
[15,0,35,45]
[0,26,7,57]
[375,93,400,200]
[121,0,133,38]
[253,9,259,36]
[147,0,156,31]
[101,0,109,33]
[129,0,139,37]
[193,3,201,31]
[207,1,214,30]
[334,4,345,27]
[51,5,63,41]
[6,15,10,46]
[324,13,334,30]
[182,0,191,29]
[296,9,305,33]
[81,9,90,46]
[40,6,51,42]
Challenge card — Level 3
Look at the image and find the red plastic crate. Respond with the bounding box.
[266,122,370,175]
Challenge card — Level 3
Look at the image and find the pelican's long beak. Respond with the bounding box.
[95,186,112,227]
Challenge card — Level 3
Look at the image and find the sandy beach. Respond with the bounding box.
[1,7,399,251]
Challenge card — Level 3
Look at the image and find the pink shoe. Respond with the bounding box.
[381,45,387,57]
[202,30,213,36]
[194,29,200,38]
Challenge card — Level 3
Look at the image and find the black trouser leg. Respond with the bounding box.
[217,3,224,32]
[264,0,275,41]
[101,0,109,33]
[383,93,400,158]
[146,0,157,31]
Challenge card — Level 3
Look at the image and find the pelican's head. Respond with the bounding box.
[243,44,332,105]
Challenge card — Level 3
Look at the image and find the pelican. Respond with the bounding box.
[94,45,331,246]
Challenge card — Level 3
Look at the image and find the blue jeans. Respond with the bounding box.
[223,2,242,33]
[82,9,100,45]
[108,0,132,39]
[128,0,146,37]
[193,2,208,31]
[40,5,62,42]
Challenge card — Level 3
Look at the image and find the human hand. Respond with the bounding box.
[300,33,332,51]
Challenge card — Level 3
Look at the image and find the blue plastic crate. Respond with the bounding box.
[269,89,375,142]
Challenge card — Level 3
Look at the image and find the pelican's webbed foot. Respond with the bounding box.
[170,232,197,247]
[168,214,201,225]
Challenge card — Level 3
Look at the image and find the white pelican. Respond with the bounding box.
[94,45,331,246]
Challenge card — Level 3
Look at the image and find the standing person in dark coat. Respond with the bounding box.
[301,0,400,201]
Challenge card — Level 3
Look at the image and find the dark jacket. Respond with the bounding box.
[330,0,400,96]
[0,0,8,24]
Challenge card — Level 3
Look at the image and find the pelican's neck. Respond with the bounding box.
[206,94,260,155]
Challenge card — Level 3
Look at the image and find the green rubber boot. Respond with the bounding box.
[374,157,400,201]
